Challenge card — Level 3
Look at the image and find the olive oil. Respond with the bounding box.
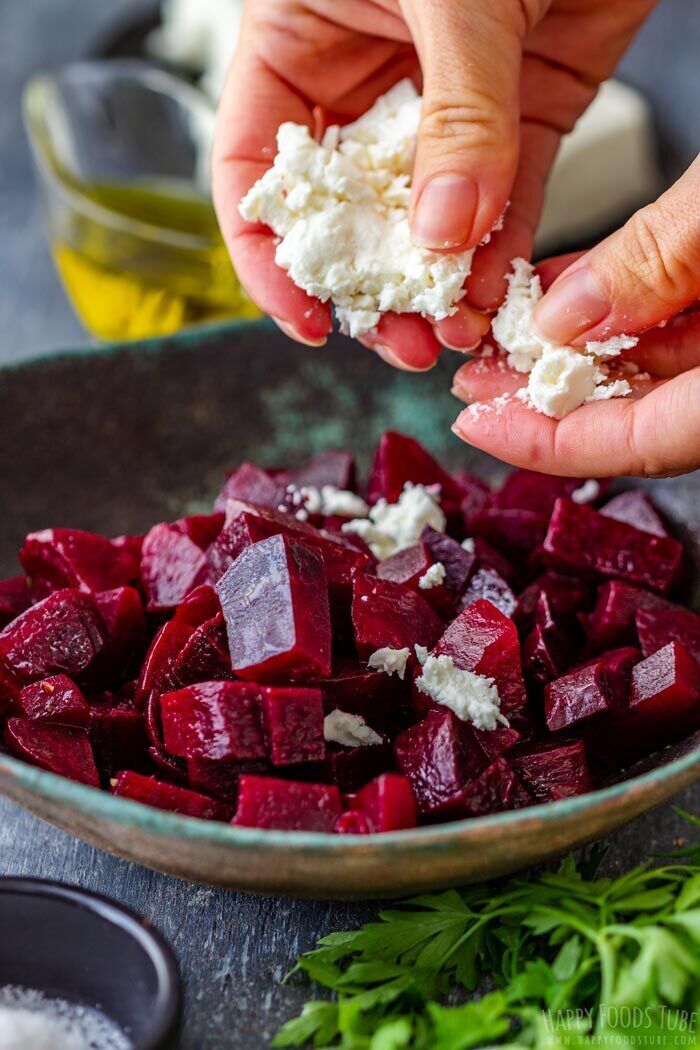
[51,180,260,341]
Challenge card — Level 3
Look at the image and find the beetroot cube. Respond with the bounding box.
[172,613,233,685]
[367,431,465,514]
[456,472,492,528]
[16,675,90,727]
[435,599,527,715]
[600,490,668,537]
[394,709,487,820]
[89,701,149,777]
[232,775,343,832]
[496,470,604,516]
[172,512,224,549]
[335,811,371,834]
[186,756,267,801]
[544,499,682,595]
[351,773,417,832]
[309,660,405,733]
[545,653,631,733]
[457,567,516,620]
[458,757,531,817]
[275,450,357,492]
[585,582,673,652]
[5,718,99,787]
[111,770,230,821]
[351,576,443,659]
[470,507,549,556]
[630,643,700,738]
[515,573,592,636]
[215,462,288,513]
[0,576,30,629]
[173,585,221,627]
[474,723,523,761]
[377,543,433,591]
[85,587,146,687]
[512,740,592,803]
[523,625,568,687]
[635,606,700,663]
[321,742,392,792]
[19,528,139,599]
[136,620,195,708]
[111,533,144,563]
[471,538,519,587]
[258,686,325,766]
[160,681,266,761]
[0,589,106,684]
[421,527,475,599]
[217,534,332,682]
[140,524,209,612]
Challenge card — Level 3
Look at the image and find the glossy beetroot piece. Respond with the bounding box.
[368,431,464,513]
[172,512,224,549]
[470,538,519,587]
[350,773,417,832]
[351,576,443,659]
[470,507,549,556]
[186,756,266,801]
[5,718,99,787]
[0,589,106,684]
[140,523,209,612]
[544,657,630,733]
[601,490,668,537]
[136,619,195,708]
[275,450,357,493]
[630,643,700,739]
[435,599,527,715]
[258,686,325,766]
[19,528,139,599]
[496,470,604,516]
[515,573,592,636]
[88,701,149,777]
[111,770,230,821]
[232,774,343,832]
[85,587,146,687]
[160,681,266,762]
[377,543,432,591]
[636,605,700,662]
[15,675,90,727]
[544,499,683,595]
[172,613,233,685]
[0,576,31,629]
[215,462,287,513]
[172,584,221,627]
[457,567,516,620]
[458,757,531,817]
[585,582,673,653]
[320,742,392,793]
[512,739,592,803]
[217,534,332,682]
[421,527,475,600]
[522,625,568,688]
[309,661,405,733]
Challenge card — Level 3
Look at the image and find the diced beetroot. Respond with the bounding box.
[583,645,641,678]
[111,534,144,563]
[455,471,492,528]
[471,538,519,587]
[320,742,392,793]
[515,573,592,636]
[172,513,225,550]
[512,739,592,803]
[148,744,187,784]
[474,723,523,761]
[544,649,632,733]
[367,432,465,515]
[630,642,700,738]
[635,605,700,663]
[0,576,31,629]
[496,471,605,516]
[172,585,221,627]
[15,675,90,726]
[215,462,288,513]
[350,773,417,832]
[309,660,406,733]
[600,490,668,537]
[335,810,371,834]
[5,718,99,787]
[435,599,527,715]
[377,543,433,591]
[544,499,683,595]
[0,589,106,684]
[172,613,233,685]
[457,757,531,817]
[457,567,517,620]
[258,686,325,766]
[84,587,146,687]
[140,524,209,612]
[217,534,332,682]
[135,620,195,709]
[89,700,149,777]
[160,681,266,761]
[351,576,443,659]
[19,529,139,599]
[523,625,568,687]
[421,527,475,597]
[111,770,230,821]
[232,774,343,831]
[470,507,549,556]
[585,582,674,652]
[186,756,267,801]
[275,450,357,493]
[394,709,488,820]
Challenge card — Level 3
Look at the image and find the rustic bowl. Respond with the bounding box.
[0,320,698,898]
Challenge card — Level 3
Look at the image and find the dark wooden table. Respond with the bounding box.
[1,2,699,1046]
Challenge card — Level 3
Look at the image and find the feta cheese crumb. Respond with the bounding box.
[491,258,636,418]
[287,484,369,518]
[461,537,476,554]
[416,654,507,731]
[414,644,429,666]
[418,562,446,589]
[571,479,600,504]
[342,482,445,560]
[238,80,475,337]
[323,709,382,747]
[367,646,411,679]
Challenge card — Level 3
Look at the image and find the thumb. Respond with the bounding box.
[404,0,532,251]
[533,157,700,344]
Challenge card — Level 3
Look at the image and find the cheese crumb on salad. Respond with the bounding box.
[416,654,507,731]
[418,562,446,590]
[343,483,445,560]
[367,646,411,679]
[323,709,383,747]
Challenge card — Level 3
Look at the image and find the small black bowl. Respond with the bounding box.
[0,878,181,1049]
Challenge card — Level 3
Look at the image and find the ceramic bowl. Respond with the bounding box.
[0,321,698,898]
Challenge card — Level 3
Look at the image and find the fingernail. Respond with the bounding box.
[412,174,478,250]
[370,342,433,372]
[272,316,327,347]
[532,266,610,345]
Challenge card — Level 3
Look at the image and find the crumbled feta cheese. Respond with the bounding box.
[571,479,600,504]
[416,654,507,731]
[419,562,446,589]
[238,80,475,337]
[491,258,636,418]
[287,484,369,518]
[414,644,429,666]
[342,482,445,560]
[461,537,475,554]
[367,646,411,679]
[323,709,383,747]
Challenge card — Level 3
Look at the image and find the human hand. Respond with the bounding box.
[212,0,653,370]
[452,161,700,478]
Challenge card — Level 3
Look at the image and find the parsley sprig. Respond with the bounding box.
[274,819,700,1048]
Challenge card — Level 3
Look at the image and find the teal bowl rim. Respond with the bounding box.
[1,323,699,852]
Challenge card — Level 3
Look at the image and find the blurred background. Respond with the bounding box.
[1,0,699,362]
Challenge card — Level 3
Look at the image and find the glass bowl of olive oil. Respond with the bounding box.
[23,59,260,342]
